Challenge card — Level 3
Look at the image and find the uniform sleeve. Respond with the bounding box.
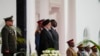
[66,49,73,56]
[1,28,9,51]
[90,53,93,56]
[77,52,80,56]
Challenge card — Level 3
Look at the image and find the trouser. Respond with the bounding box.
[3,53,14,56]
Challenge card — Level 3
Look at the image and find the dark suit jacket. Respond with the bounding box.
[35,31,40,51]
[1,25,16,53]
[39,28,54,55]
[35,31,40,56]
[50,28,59,50]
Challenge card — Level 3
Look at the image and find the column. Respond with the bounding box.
[64,0,69,56]
[57,0,68,56]
[26,0,36,56]
[39,0,49,19]
[68,0,76,41]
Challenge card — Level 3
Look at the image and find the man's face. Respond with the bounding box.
[52,21,57,27]
[85,47,90,52]
[79,47,84,51]
[6,21,13,26]
[47,22,51,30]
[39,22,43,28]
[69,42,75,47]
[92,48,97,52]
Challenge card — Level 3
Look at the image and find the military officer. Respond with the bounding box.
[84,45,90,56]
[90,45,98,56]
[77,44,85,56]
[1,16,16,56]
[66,39,77,56]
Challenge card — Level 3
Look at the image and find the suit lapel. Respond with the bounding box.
[44,28,53,41]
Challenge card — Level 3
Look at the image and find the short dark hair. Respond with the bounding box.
[42,19,51,26]
[51,19,57,27]
[51,19,55,22]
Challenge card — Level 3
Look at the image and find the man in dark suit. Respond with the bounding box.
[39,19,54,56]
[50,19,59,50]
[35,19,44,56]
[1,16,16,56]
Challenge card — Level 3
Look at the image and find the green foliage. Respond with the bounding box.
[31,53,37,56]
[16,27,22,36]
[16,27,25,44]
[46,48,55,50]
[17,37,25,44]
[0,32,1,37]
[81,39,100,53]
[0,39,1,44]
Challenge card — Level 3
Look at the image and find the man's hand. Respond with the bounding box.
[5,50,9,53]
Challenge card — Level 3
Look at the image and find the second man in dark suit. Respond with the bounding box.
[50,19,59,50]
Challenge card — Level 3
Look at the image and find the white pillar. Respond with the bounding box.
[68,0,76,41]
[57,0,68,56]
[64,0,69,56]
[57,0,76,56]
[39,0,49,19]
[26,0,36,56]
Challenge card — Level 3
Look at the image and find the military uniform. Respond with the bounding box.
[90,45,98,56]
[84,51,90,56]
[84,45,90,56]
[1,16,16,56]
[77,44,85,56]
[90,52,97,56]
[66,47,77,56]
[77,51,85,56]
[66,39,77,56]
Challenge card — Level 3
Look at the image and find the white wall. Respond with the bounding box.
[76,0,100,45]
[27,0,36,56]
[0,0,16,31]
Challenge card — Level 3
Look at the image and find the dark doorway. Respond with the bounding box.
[17,0,26,56]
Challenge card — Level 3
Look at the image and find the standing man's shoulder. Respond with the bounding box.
[1,26,11,35]
[41,28,48,33]
[90,53,93,56]
[90,53,95,56]
[67,48,71,52]
[1,26,9,31]
[66,48,73,56]
[1,26,6,31]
